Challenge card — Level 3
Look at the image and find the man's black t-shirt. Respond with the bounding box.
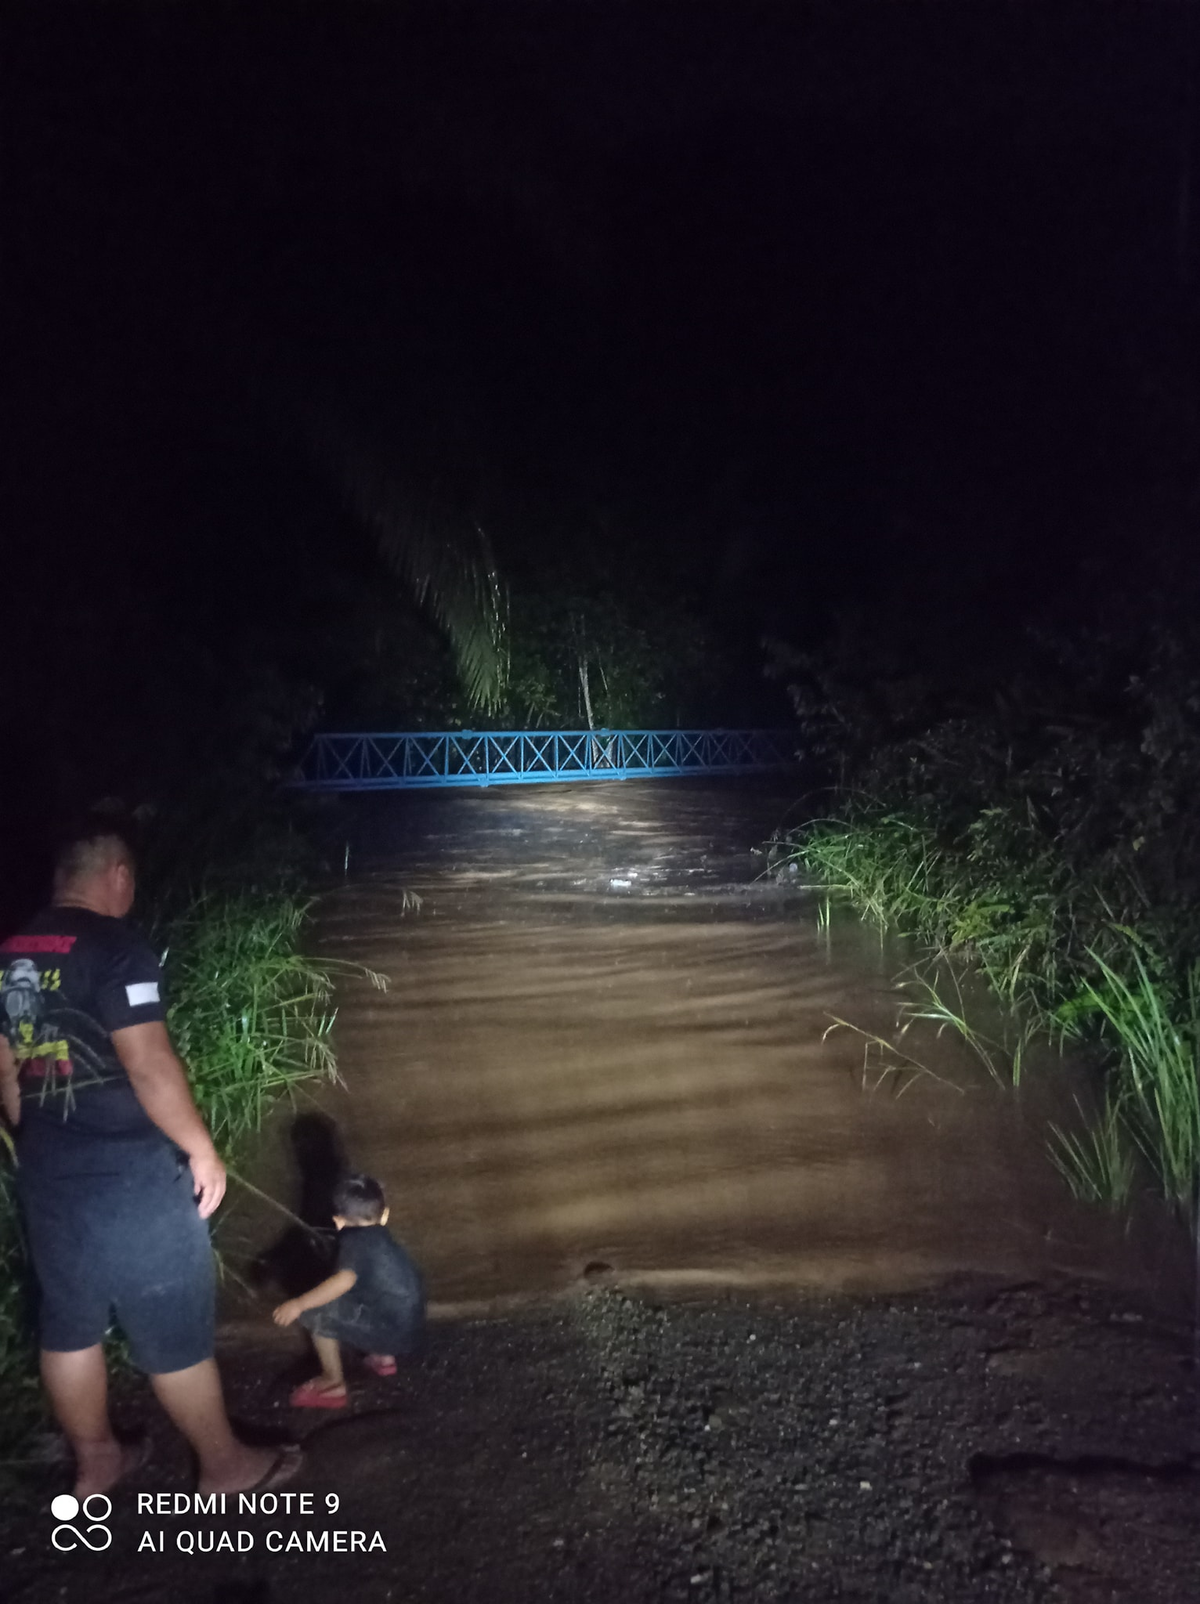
[0,905,168,1157]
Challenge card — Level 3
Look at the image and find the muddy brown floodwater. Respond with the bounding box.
[222,779,1185,1316]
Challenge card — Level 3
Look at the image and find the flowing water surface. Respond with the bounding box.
[226,781,1186,1314]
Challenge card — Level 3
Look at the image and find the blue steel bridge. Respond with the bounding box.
[290,728,799,791]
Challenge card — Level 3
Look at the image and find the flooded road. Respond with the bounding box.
[228,780,1184,1312]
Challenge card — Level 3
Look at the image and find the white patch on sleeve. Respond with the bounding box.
[125,981,160,1008]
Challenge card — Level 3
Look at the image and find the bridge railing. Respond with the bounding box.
[289,729,799,791]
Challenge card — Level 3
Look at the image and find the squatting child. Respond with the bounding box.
[273,1172,426,1408]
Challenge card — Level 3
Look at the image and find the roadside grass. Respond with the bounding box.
[784,810,1200,1222]
[1049,1094,1137,1208]
[0,1162,41,1465]
[1055,943,1200,1209]
[156,890,385,1152]
[893,965,1025,1086]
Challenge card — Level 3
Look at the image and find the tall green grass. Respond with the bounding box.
[1050,1093,1136,1207]
[796,810,1074,1023]
[786,810,1200,1221]
[157,890,383,1150]
[0,1163,40,1455]
[1055,942,1200,1208]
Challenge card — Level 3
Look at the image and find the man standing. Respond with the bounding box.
[0,824,300,1496]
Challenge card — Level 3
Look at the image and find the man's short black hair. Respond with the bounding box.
[332,1172,386,1224]
[53,817,138,893]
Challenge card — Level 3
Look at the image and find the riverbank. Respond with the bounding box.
[3,1278,1198,1603]
[775,620,1200,1215]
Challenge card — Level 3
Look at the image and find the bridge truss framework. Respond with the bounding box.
[290,729,798,791]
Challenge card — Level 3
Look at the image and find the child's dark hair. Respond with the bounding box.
[332,1172,386,1224]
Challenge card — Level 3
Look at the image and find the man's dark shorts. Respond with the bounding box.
[17,1136,215,1373]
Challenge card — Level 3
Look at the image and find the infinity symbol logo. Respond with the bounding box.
[50,1493,113,1551]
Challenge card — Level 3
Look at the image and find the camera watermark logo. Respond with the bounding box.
[51,1493,113,1552]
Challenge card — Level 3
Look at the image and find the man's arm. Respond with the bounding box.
[0,1035,19,1128]
[111,1020,226,1217]
[272,1268,358,1327]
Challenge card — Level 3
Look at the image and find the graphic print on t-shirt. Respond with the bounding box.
[0,939,76,1085]
[0,911,168,1131]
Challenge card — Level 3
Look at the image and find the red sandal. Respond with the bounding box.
[363,1354,397,1377]
[289,1380,348,1409]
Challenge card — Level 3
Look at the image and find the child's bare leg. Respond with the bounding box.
[309,1335,347,1393]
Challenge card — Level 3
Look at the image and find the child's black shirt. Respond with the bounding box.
[337,1223,424,1322]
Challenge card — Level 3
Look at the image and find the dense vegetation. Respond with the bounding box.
[313,571,738,739]
[771,608,1200,1218]
[309,545,753,735]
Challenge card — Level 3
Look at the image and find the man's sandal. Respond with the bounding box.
[363,1355,397,1377]
[289,1381,348,1409]
[249,1443,304,1490]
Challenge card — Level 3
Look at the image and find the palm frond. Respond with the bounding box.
[306,412,508,710]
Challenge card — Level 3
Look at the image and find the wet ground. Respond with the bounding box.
[5,1279,1199,1603]
[4,779,1198,1603]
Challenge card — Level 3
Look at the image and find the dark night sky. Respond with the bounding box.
[4,2,1198,754]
